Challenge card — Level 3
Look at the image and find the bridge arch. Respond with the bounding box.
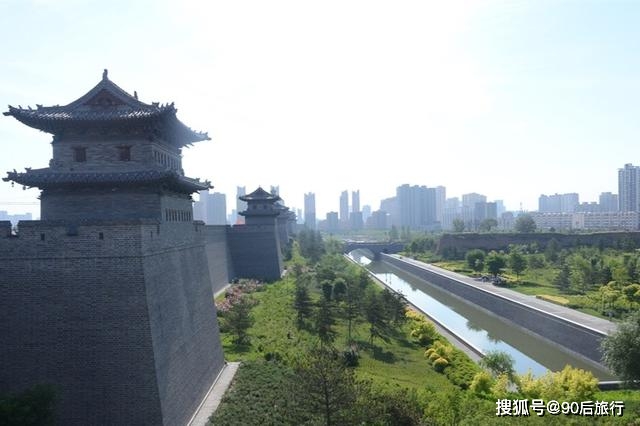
[342,241,405,260]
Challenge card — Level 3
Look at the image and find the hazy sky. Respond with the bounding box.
[1,0,639,219]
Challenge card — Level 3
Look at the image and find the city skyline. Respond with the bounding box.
[1,1,639,219]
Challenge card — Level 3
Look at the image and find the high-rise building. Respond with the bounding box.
[352,190,360,213]
[340,190,349,225]
[236,186,247,224]
[618,164,640,212]
[326,212,339,232]
[368,210,389,229]
[350,190,363,230]
[194,190,227,225]
[396,184,437,230]
[362,205,372,224]
[538,193,579,213]
[599,192,619,212]
[380,197,399,227]
[304,192,316,229]
[435,186,446,224]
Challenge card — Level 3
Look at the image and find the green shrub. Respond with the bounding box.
[433,357,449,372]
[470,371,493,396]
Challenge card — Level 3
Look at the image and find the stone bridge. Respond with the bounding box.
[343,241,405,260]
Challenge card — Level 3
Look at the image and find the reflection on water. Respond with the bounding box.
[348,251,614,380]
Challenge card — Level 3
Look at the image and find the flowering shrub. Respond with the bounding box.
[216,279,263,314]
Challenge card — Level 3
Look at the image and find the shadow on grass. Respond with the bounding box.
[371,345,397,363]
[227,341,252,354]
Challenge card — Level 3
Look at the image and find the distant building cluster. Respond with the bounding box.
[0,211,32,227]
[305,162,640,233]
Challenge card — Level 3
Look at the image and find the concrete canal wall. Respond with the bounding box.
[381,254,607,366]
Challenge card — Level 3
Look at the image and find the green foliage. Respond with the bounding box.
[290,347,357,426]
[0,384,56,426]
[443,348,482,390]
[479,350,515,380]
[222,295,256,344]
[602,311,640,383]
[508,250,527,279]
[469,371,493,396]
[478,218,498,232]
[553,263,571,292]
[293,280,313,329]
[544,238,560,263]
[514,214,537,233]
[209,361,298,425]
[528,253,546,269]
[485,251,506,277]
[406,235,437,253]
[315,299,337,346]
[364,291,392,344]
[433,357,449,372]
[297,228,325,263]
[410,320,438,346]
[517,366,599,401]
[321,280,333,301]
[623,283,640,308]
[465,249,485,273]
[452,218,465,233]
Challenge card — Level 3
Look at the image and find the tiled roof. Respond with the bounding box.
[3,169,211,193]
[239,186,281,202]
[3,70,209,145]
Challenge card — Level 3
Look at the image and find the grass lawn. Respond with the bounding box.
[220,277,455,392]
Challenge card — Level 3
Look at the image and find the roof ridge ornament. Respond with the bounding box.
[102,69,108,81]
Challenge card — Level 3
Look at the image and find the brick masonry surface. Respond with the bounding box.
[0,220,225,425]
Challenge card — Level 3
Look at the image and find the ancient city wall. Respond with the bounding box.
[381,254,607,365]
[227,224,282,281]
[437,231,640,255]
[204,225,235,294]
[0,220,224,426]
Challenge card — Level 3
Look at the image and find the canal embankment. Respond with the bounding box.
[381,253,615,368]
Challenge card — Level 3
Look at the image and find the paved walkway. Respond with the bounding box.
[387,254,618,335]
[188,361,240,426]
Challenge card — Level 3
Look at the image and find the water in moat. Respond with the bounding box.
[348,250,615,380]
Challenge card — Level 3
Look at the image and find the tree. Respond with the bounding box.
[364,292,391,344]
[298,228,325,263]
[223,295,255,344]
[485,251,506,277]
[316,299,337,346]
[508,251,527,280]
[601,311,640,383]
[478,218,498,232]
[452,218,465,233]
[544,238,560,264]
[466,249,485,273]
[291,347,357,425]
[514,214,536,233]
[622,283,640,309]
[389,225,399,241]
[479,350,515,380]
[553,263,571,292]
[293,280,313,329]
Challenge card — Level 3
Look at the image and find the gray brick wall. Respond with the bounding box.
[0,220,225,425]
[204,225,234,294]
[228,224,282,281]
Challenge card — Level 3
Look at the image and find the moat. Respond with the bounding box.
[349,250,615,380]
